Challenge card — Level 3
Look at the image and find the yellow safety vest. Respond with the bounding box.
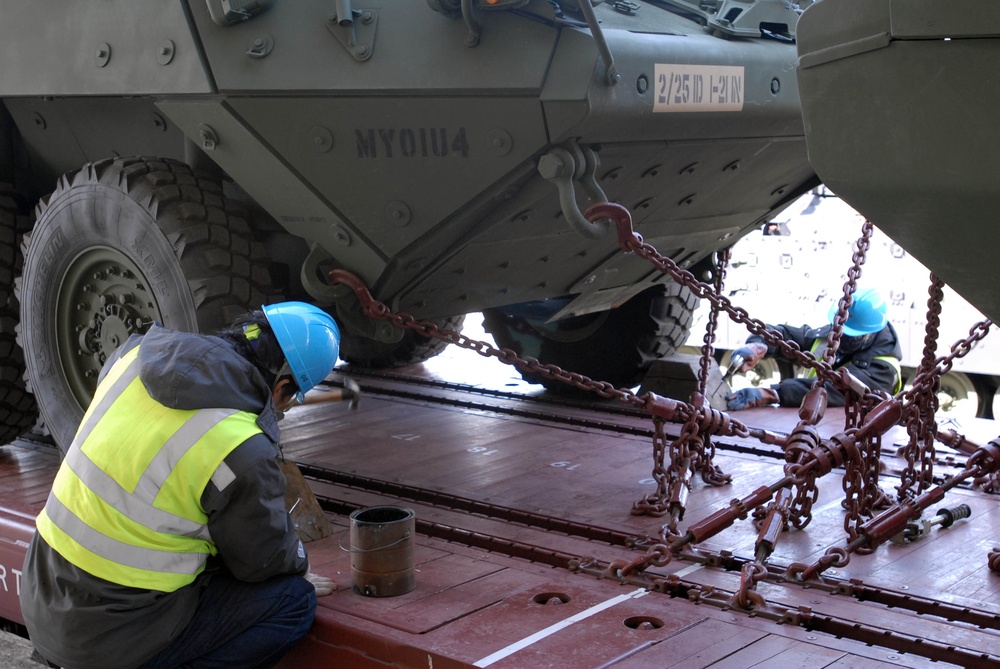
[36,346,263,592]
[804,339,902,394]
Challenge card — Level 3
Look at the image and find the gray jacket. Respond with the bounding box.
[20,325,309,669]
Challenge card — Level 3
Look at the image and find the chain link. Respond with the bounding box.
[783,424,823,529]
[698,248,730,393]
[825,220,873,368]
[610,542,673,580]
[828,221,879,543]
[631,416,673,517]
[801,436,1000,579]
[899,275,945,500]
[904,319,993,403]
[331,272,647,408]
[692,248,734,490]
[734,562,768,609]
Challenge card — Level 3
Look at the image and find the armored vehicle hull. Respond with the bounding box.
[796,0,1000,326]
[0,0,815,448]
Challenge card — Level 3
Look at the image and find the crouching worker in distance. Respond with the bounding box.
[726,288,902,411]
[20,302,340,669]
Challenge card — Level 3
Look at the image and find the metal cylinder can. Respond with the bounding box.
[349,505,416,597]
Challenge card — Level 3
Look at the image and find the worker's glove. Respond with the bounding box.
[306,571,335,597]
[726,387,763,411]
[342,378,361,411]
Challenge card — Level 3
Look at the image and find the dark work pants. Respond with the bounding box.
[137,571,316,669]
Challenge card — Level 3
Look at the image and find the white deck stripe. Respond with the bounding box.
[473,588,649,667]
[673,563,704,578]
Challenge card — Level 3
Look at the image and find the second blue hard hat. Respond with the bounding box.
[828,288,888,337]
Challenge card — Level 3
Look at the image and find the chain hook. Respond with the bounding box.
[584,201,642,252]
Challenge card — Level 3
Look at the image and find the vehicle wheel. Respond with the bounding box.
[482,282,699,391]
[0,183,38,442]
[339,314,466,367]
[987,378,1000,420]
[905,370,983,420]
[936,371,984,419]
[17,157,274,451]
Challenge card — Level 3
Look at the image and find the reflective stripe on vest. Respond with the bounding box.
[801,339,827,379]
[874,355,904,394]
[803,339,902,394]
[36,346,264,592]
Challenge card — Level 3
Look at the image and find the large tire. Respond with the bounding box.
[483,283,698,391]
[0,184,38,441]
[17,157,275,450]
[903,370,984,420]
[339,314,466,367]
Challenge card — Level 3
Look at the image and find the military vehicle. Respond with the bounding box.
[0,0,815,450]
[796,0,999,326]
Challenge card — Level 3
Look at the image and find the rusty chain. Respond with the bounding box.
[697,248,733,488]
[826,220,882,546]
[585,202,853,391]
[630,415,676,518]
[579,201,994,580]
[680,399,898,585]
[629,248,730,521]
[697,429,731,487]
[840,439,866,545]
[634,245,736,522]
[824,219,874,370]
[604,542,672,580]
[585,201,923,542]
[329,223,750,529]
[783,422,824,530]
[899,274,945,500]
[903,319,993,404]
[331,270,645,409]
[734,562,768,609]
[328,269,759,449]
[697,247,730,394]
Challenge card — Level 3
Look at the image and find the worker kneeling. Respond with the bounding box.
[726,289,902,411]
[20,302,340,669]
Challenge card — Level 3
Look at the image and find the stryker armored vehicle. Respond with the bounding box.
[0,0,815,449]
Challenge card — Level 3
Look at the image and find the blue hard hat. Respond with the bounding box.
[263,301,340,401]
[828,288,888,337]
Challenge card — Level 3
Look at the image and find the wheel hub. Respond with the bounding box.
[81,302,143,363]
[59,248,161,407]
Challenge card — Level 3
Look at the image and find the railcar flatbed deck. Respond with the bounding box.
[2,351,1000,668]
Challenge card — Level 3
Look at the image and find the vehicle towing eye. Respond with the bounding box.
[539,144,611,239]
